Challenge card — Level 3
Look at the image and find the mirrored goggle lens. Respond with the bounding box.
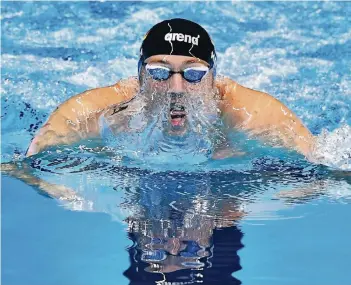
[145,65,209,83]
[142,249,167,262]
[183,67,209,83]
[146,65,170,81]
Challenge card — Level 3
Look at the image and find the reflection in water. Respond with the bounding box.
[5,148,350,285]
[118,170,248,285]
[125,227,243,285]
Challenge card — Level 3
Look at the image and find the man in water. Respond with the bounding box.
[26,18,314,158]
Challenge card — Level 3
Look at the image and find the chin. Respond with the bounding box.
[166,118,188,136]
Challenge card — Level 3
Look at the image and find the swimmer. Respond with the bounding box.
[25,18,315,158]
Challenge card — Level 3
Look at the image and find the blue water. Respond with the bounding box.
[1,2,351,285]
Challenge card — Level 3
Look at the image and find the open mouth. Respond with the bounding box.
[170,106,186,127]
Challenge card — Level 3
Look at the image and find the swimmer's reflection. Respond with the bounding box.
[118,171,249,285]
[4,154,340,285]
[124,224,243,285]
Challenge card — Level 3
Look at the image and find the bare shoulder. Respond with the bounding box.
[216,76,276,107]
[215,76,314,155]
[26,77,140,156]
[215,76,279,124]
[53,77,139,121]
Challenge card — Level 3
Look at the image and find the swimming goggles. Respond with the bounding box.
[145,64,209,83]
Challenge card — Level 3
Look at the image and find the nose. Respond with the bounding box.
[168,73,185,93]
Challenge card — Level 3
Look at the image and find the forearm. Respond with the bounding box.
[250,97,315,156]
[2,162,78,200]
[277,115,315,156]
[241,110,315,156]
[26,122,83,157]
[26,107,103,156]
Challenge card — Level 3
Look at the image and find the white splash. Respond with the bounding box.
[77,35,103,44]
[0,11,23,20]
[66,66,103,88]
[310,125,351,171]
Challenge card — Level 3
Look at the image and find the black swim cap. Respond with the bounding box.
[139,18,217,71]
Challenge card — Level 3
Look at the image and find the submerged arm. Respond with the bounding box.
[216,77,315,157]
[26,77,139,156]
[1,162,78,200]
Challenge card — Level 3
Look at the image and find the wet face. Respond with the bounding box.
[139,55,217,134]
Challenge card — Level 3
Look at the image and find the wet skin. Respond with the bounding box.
[140,55,216,131]
[25,54,315,158]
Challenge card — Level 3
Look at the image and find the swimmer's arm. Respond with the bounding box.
[26,77,139,156]
[276,170,351,201]
[217,77,315,157]
[1,162,79,200]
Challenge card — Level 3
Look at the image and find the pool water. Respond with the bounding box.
[1,2,351,285]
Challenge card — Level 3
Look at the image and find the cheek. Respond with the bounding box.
[140,70,168,92]
[185,78,214,93]
[145,78,169,93]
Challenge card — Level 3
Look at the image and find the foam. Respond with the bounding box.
[67,66,102,88]
[310,125,351,171]
[217,46,298,89]
[130,9,163,22]
[96,26,121,38]
[64,57,137,88]
[52,28,74,42]
[107,57,137,78]
[1,75,65,111]
[0,11,23,20]
[338,30,351,45]
[2,53,78,71]
[18,28,85,47]
[77,36,103,44]
[340,78,351,96]
[96,7,172,41]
